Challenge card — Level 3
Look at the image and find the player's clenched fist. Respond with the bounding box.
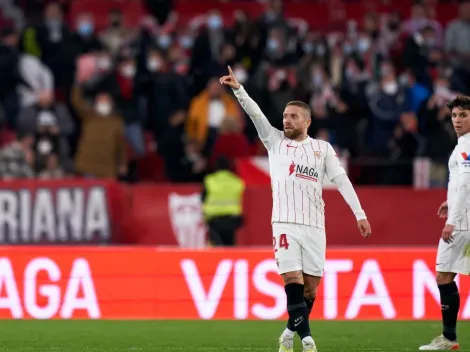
[357,219,371,238]
[219,66,241,90]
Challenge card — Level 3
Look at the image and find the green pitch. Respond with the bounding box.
[1,320,469,352]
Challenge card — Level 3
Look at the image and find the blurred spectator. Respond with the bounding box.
[38,154,65,179]
[210,117,250,169]
[160,112,206,183]
[33,111,60,174]
[202,156,244,247]
[399,69,431,113]
[0,133,34,179]
[114,55,145,157]
[403,0,443,45]
[365,61,409,155]
[445,0,470,93]
[186,77,241,155]
[72,13,102,55]
[144,0,175,26]
[402,25,440,88]
[190,10,233,94]
[386,112,422,184]
[21,1,76,93]
[139,49,187,146]
[417,76,457,162]
[71,84,127,179]
[0,27,23,127]
[17,90,74,171]
[99,8,135,56]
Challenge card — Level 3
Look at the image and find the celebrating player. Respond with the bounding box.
[419,96,470,351]
[220,66,371,352]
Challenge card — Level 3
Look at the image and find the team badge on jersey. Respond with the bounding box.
[314,150,322,159]
[460,152,470,168]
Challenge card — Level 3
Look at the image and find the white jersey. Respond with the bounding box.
[447,133,470,230]
[233,86,347,229]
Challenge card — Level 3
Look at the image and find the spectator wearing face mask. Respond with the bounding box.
[138,49,187,147]
[417,77,458,164]
[264,27,296,66]
[231,10,261,69]
[365,64,409,155]
[111,56,145,158]
[94,49,114,76]
[403,0,443,45]
[445,0,470,92]
[72,13,102,55]
[21,1,75,92]
[398,70,431,113]
[190,10,233,95]
[386,111,422,185]
[186,77,241,156]
[403,25,439,89]
[33,112,61,174]
[99,8,135,56]
[17,88,74,171]
[71,77,127,179]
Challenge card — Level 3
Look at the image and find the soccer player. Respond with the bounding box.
[219,66,371,352]
[419,96,470,351]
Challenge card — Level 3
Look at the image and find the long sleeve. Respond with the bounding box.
[232,85,280,148]
[447,173,470,226]
[332,173,367,221]
[71,85,93,119]
[447,141,470,226]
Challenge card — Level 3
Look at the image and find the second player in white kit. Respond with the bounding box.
[419,96,470,351]
[219,67,372,352]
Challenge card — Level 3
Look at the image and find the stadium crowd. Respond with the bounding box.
[0,0,467,184]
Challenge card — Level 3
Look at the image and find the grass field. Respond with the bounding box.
[0,320,469,352]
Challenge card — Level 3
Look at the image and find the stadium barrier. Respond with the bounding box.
[0,247,468,320]
[0,179,447,246]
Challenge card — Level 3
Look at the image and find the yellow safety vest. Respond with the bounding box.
[203,170,245,219]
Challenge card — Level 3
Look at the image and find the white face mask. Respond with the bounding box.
[121,65,136,78]
[357,38,371,53]
[96,103,111,116]
[383,81,398,95]
[97,57,111,71]
[312,72,323,87]
[147,59,161,72]
[234,69,248,84]
[38,139,53,154]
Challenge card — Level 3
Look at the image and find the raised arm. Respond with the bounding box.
[232,85,278,145]
[220,66,280,148]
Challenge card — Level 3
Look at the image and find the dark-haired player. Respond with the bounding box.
[219,66,372,352]
[419,95,470,350]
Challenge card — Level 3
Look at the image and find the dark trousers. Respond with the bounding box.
[208,215,242,246]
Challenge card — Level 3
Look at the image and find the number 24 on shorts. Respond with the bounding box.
[273,234,290,252]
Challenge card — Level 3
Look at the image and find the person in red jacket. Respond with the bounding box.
[210,116,251,169]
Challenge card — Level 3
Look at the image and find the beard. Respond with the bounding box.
[283,127,302,140]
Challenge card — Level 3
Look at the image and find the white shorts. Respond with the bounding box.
[436,230,470,275]
[272,222,326,277]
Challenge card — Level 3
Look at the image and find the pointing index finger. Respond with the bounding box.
[228,65,234,77]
